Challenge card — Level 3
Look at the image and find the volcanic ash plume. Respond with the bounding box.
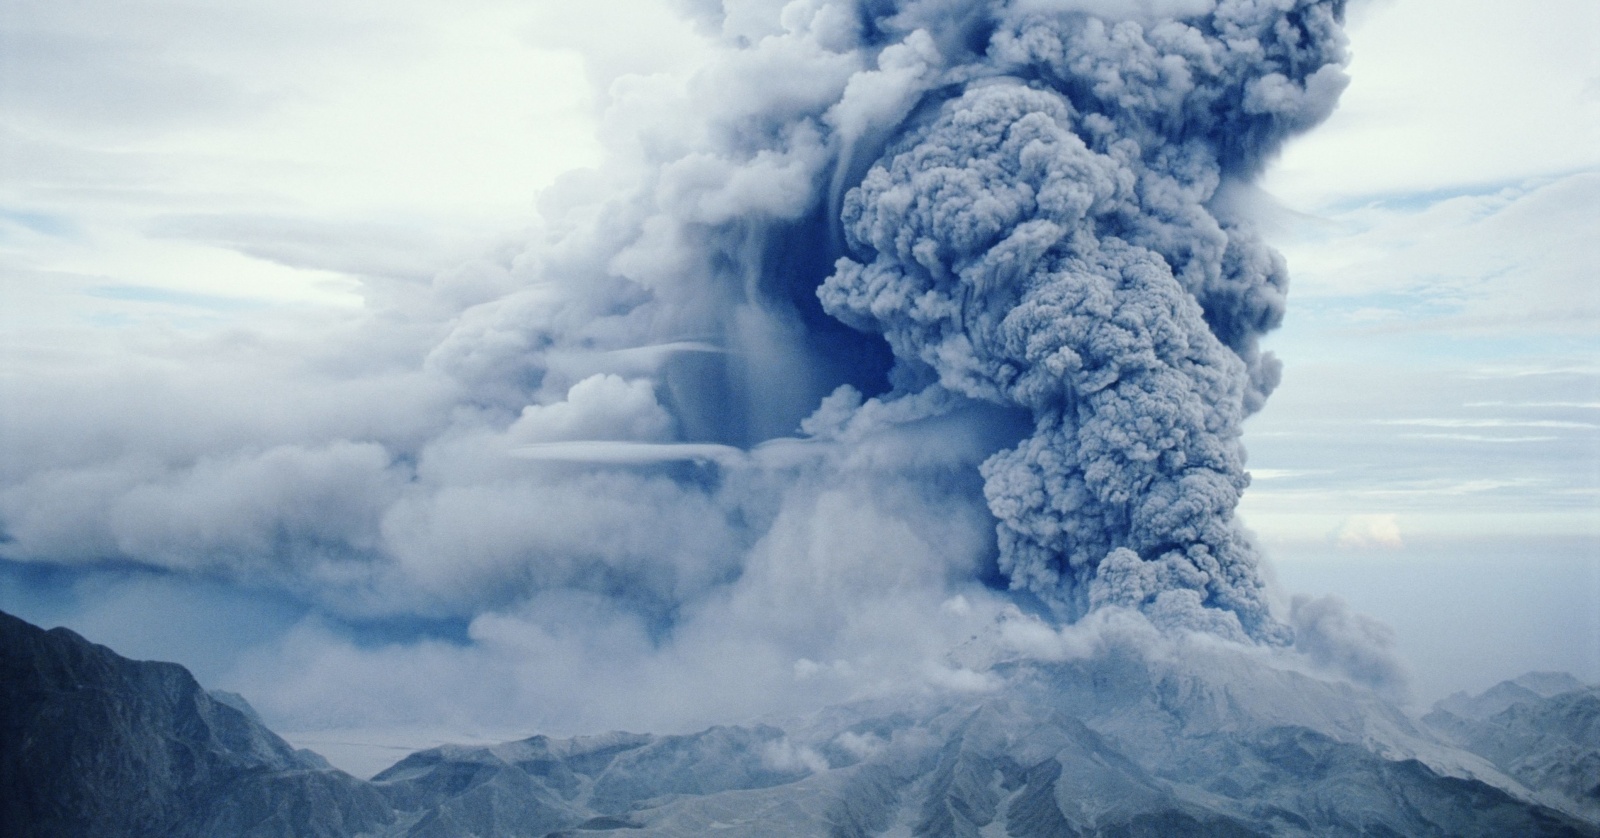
[819,0,1348,642]
[0,0,1359,732]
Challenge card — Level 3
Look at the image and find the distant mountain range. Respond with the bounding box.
[3,609,1595,837]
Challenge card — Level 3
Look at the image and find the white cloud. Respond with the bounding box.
[1334,514,1404,550]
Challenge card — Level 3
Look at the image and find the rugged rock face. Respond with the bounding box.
[3,608,1596,837]
[1426,674,1600,824]
[0,610,392,838]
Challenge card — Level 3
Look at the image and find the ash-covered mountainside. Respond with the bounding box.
[4,609,1595,838]
[386,641,1597,838]
[1425,673,1600,824]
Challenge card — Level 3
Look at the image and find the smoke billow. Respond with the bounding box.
[426,0,1355,644]
[0,0,1359,733]
[823,0,1349,641]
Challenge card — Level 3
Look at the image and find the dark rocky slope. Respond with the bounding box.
[0,610,391,838]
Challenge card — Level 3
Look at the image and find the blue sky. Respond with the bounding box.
[1,0,1596,776]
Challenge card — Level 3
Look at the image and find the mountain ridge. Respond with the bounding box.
[0,610,393,837]
[3,609,1594,837]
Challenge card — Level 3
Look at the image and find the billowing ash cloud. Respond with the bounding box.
[820,0,1348,641]
[1,0,1354,733]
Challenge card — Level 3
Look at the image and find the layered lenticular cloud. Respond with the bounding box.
[0,0,1355,729]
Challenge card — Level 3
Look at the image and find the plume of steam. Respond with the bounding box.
[1290,594,1411,701]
